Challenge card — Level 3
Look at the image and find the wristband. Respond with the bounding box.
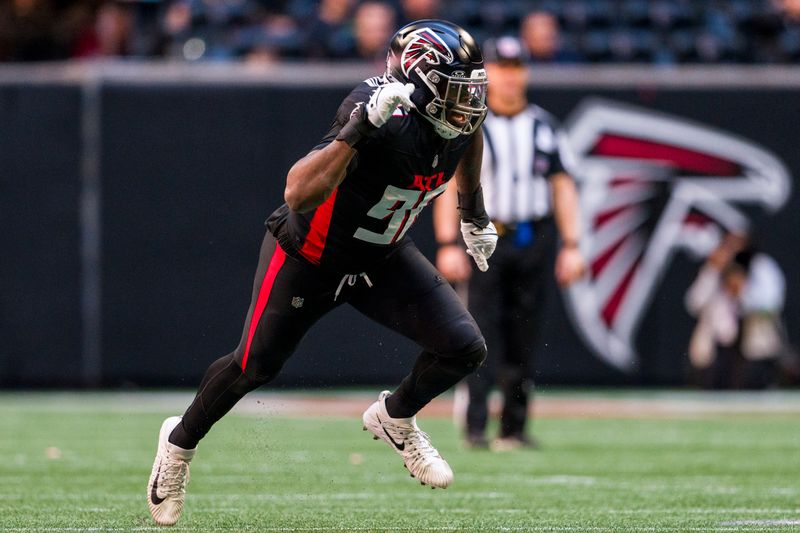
[335,105,377,147]
[457,186,491,228]
[437,239,459,247]
[561,240,579,249]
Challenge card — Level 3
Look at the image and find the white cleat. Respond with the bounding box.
[147,416,196,526]
[362,390,454,489]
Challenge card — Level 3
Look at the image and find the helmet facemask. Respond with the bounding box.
[417,67,488,139]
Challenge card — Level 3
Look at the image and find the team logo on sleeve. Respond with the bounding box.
[400,28,454,77]
[562,98,791,371]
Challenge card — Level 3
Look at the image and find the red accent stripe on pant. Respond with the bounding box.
[298,188,338,265]
[241,243,286,371]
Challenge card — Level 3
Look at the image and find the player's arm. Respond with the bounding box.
[285,81,416,213]
[550,170,585,286]
[285,142,355,213]
[453,128,497,272]
[551,171,580,248]
[433,180,471,282]
[453,127,484,201]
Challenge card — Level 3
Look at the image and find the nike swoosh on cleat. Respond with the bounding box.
[376,414,405,451]
[151,461,166,505]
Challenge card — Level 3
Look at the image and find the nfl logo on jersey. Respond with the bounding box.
[291,297,304,309]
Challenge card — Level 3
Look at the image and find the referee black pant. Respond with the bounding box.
[465,218,555,440]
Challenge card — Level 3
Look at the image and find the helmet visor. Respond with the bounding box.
[427,69,488,136]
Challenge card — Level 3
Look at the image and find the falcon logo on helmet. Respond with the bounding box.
[561,98,791,372]
[400,28,455,78]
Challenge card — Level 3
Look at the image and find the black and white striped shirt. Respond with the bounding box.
[480,105,569,224]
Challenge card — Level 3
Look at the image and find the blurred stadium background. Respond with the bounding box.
[3,1,800,389]
[2,1,800,531]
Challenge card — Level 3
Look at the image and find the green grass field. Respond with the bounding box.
[1,391,799,532]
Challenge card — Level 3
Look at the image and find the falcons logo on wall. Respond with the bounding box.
[562,98,791,371]
[400,28,454,78]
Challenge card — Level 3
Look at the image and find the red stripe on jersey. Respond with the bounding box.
[241,243,286,371]
[298,188,338,265]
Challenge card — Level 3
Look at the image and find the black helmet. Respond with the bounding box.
[386,19,488,139]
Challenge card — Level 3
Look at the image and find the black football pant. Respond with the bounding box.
[465,219,554,440]
[170,232,485,449]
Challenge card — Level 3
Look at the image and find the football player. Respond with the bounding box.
[147,19,497,526]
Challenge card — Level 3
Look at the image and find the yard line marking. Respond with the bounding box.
[720,519,800,526]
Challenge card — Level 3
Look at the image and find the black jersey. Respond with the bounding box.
[267,76,475,272]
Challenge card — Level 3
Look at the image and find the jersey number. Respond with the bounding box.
[353,183,448,245]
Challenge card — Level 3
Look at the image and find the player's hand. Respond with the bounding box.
[461,221,498,272]
[436,244,472,282]
[366,82,415,128]
[555,245,586,287]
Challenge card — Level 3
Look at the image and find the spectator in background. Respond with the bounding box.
[302,0,355,59]
[237,2,304,63]
[313,0,395,61]
[158,0,193,58]
[351,1,395,61]
[520,11,581,64]
[91,2,135,57]
[778,0,800,23]
[0,0,62,61]
[397,0,441,26]
[685,233,787,389]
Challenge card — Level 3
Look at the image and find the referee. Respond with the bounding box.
[434,36,585,450]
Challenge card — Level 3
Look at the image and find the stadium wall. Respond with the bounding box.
[1,63,798,388]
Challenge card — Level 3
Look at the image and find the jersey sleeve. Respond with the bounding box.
[545,135,567,179]
[312,83,377,152]
[531,106,572,180]
[553,130,579,177]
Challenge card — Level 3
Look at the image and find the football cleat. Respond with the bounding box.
[362,390,453,489]
[147,416,196,526]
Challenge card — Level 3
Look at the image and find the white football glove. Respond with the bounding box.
[461,221,498,272]
[366,82,415,128]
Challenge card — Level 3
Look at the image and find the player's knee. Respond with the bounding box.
[234,347,287,388]
[443,339,487,373]
[462,342,488,371]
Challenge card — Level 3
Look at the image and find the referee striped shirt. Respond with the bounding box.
[480,105,569,224]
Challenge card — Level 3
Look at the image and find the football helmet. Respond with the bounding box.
[386,20,488,139]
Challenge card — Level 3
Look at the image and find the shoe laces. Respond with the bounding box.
[406,429,437,457]
[159,456,190,496]
[389,423,439,462]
